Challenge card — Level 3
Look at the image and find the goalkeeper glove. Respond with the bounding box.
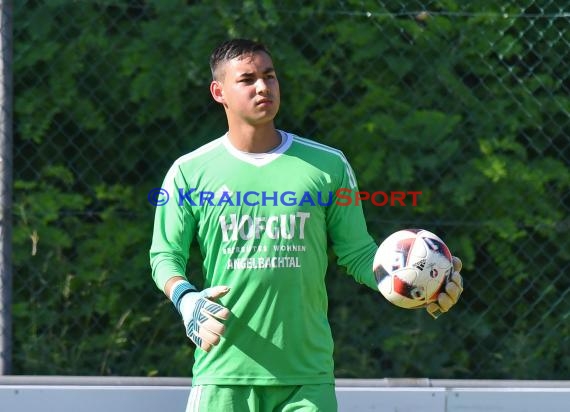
[426,256,464,319]
[170,280,230,352]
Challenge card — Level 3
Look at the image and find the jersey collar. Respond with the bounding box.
[222,130,292,167]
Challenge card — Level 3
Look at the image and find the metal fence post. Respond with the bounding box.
[0,0,13,375]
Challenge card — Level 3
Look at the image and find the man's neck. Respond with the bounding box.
[226,124,281,153]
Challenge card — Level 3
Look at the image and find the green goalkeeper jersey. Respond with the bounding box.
[150,131,378,385]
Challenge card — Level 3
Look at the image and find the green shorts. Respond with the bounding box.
[185,383,337,412]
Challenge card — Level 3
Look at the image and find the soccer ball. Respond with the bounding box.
[373,229,453,309]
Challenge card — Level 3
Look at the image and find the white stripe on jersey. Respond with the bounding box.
[185,385,203,412]
[162,137,224,197]
[292,135,358,189]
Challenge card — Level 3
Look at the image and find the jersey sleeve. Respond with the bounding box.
[149,163,197,291]
[326,154,378,290]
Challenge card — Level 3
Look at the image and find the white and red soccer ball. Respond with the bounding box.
[373,229,453,309]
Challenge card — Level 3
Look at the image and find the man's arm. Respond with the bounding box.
[149,162,195,292]
[163,275,186,298]
[326,154,463,316]
[150,165,230,351]
[325,155,378,289]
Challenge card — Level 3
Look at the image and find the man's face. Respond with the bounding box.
[212,51,280,126]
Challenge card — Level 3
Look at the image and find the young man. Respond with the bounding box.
[150,39,463,412]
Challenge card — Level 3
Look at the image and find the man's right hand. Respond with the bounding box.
[179,286,231,352]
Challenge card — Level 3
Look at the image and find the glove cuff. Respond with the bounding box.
[169,279,198,314]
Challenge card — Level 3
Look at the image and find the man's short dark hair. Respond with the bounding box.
[210,39,271,80]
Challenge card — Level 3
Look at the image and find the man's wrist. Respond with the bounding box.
[169,279,198,313]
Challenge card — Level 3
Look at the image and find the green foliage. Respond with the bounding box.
[12,0,569,379]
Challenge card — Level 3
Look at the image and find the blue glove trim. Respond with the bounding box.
[171,281,198,314]
[186,296,226,348]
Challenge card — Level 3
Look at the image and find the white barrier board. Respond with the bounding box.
[447,388,570,412]
[1,378,570,412]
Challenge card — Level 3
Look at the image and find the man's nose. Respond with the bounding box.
[256,79,270,94]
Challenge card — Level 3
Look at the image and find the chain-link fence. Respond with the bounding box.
[4,1,570,378]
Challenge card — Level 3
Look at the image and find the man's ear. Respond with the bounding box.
[210,80,224,104]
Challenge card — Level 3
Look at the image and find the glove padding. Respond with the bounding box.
[426,256,464,319]
[179,286,230,352]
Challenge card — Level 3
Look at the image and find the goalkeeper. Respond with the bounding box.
[150,38,463,412]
